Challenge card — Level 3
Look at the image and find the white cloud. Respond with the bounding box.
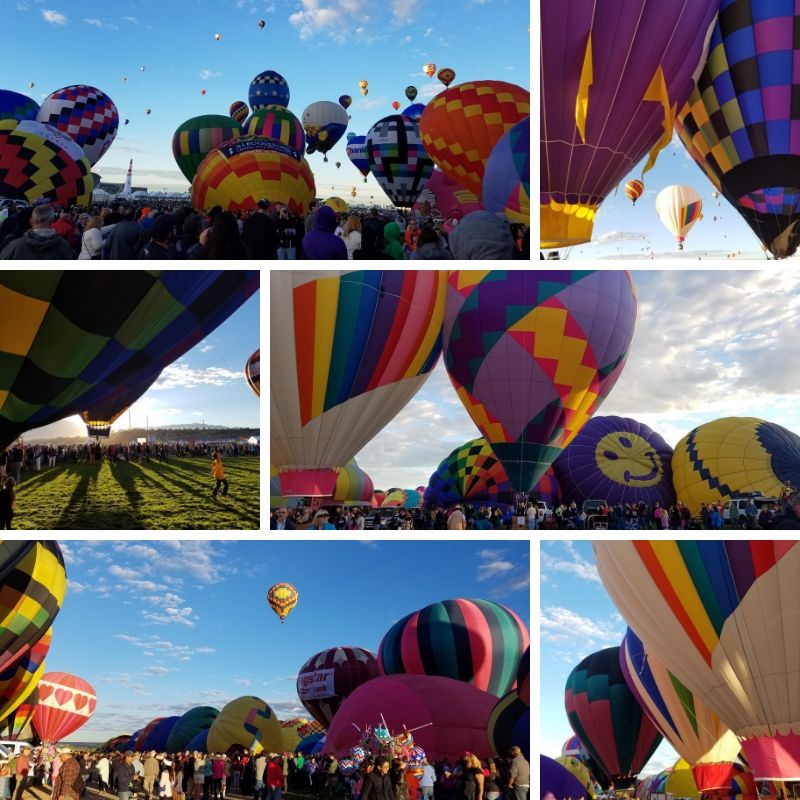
[289,0,370,42]
[42,9,66,24]
[199,69,222,80]
[541,606,625,649]
[151,363,243,390]
[83,17,117,29]
[423,26,433,37]
[68,580,87,593]
[391,0,419,21]
[475,548,530,598]
[541,542,601,584]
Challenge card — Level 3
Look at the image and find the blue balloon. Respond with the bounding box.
[0,90,39,122]
[140,716,180,752]
[297,733,325,754]
[249,70,290,111]
[400,103,425,123]
[185,728,210,752]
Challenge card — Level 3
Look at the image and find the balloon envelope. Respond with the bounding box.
[325,674,497,763]
[245,349,260,397]
[207,696,282,755]
[0,628,50,726]
[267,583,298,622]
[32,671,96,743]
[140,715,180,752]
[483,116,529,225]
[0,91,39,123]
[542,754,594,800]
[166,706,219,752]
[378,597,529,697]
[172,115,242,183]
[302,101,348,157]
[245,107,305,157]
[443,271,638,492]
[249,70,290,111]
[346,135,370,180]
[655,185,702,248]
[412,169,483,221]
[297,647,379,728]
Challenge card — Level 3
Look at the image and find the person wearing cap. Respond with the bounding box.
[0,204,73,260]
[309,510,335,530]
[242,200,279,259]
[52,749,81,800]
[301,205,347,260]
[506,747,528,800]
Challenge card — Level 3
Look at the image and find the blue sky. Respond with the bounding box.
[556,138,782,261]
[7,0,530,199]
[355,269,800,491]
[540,540,679,776]
[28,288,259,441]
[45,539,530,742]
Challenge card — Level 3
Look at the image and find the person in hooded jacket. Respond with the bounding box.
[361,759,394,800]
[301,205,347,260]
[382,222,405,259]
[449,211,515,260]
[0,204,73,259]
[410,226,452,259]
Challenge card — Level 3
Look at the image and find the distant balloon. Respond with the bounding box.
[625,180,645,205]
[267,582,298,623]
[405,85,418,102]
[258,19,266,29]
[437,68,455,87]
[245,350,260,397]
[146,109,151,115]
[201,89,207,96]
[28,82,34,89]
[229,100,249,124]
[339,95,352,110]
[656,185,702,250]
[423,63,436,78]
[391,101,401,111]
[214,33,221,40]
[249,69,290,111]
[359,80,368,96]
[140,66,145,71]
[335,161,341,169]
[124,119,129,125]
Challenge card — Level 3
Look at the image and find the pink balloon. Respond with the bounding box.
[412,169,483,222]
[326,675,496,762]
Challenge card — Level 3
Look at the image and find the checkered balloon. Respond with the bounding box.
[366,114,434,209]
[249,70,290,111]
[36,85,119,166]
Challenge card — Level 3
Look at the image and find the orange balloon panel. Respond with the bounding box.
[419,81,529,200]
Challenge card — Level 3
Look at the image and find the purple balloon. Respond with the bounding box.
[540,755,590,800]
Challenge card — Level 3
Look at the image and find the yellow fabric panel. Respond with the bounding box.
[0,286,49,357]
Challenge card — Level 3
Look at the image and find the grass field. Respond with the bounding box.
[8,456,260,530]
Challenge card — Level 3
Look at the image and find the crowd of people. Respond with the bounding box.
[0,199,529,262]
[4,745,529,800]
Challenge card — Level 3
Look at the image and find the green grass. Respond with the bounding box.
[8,456,260,530]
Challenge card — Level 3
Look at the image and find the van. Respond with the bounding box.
[723,495,780,524]
[0,740,33,756]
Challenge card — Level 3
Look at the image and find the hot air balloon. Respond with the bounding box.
[487,688,529,759]
[339,95,352,110]
[270,271,446,496]
[0,542,65,673]
[656,185,702,250]
[0,688,38,741]
[80,382,149,438]
[594,541,800,780]
[192,136,316,215]
[335,161,341,169]
[0,120,93,207]
[553,416,675,509]
[359,80,369,96]
[400,103,426,124]
[366,115,434,208]
[201,89,207,96]
[302,101,348,162]
[380,489,422,508]
[139,716,180,752]
[324,196,349,214]
[146,109,151,115]
[172,114,243,183]
[207,696,282,755]
[36,85,119,165]
[405,86,418,102]
[325,675,497,763]
[391,101,401,111]
[483,116,530,225]
[378,598,529,697]
[540,1,720,249]
[350,187,356,198]
[280,717,311,754]
[267,582,298,622]
[420,81,529,201]
[0,273,258,450]
[245,350,260,397]
[675,2,800,257]
[442,271,638,492]
[297,647,380,728]
[0,628,50,725]
[346,135,370,182]
[214,33,221,41]
[258,19,266,29]
[165,706,219,752]
[244,106,305,157]
[0,90,39,122]
[230,100,249,124]
[32,672,96,744]
[565,647,663,788]
[249,70,290,111]
[423,64,436,78]
[411,169,483,220]
[671,417,800,513]
[621,627,741,792]
[437,68,456,87]
[625,180,645,205]
[542,755,597,800]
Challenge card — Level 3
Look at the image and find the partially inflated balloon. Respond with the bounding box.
[172,115,242,183]
[483,117,529,225]
[0,628,50,725]
[380,489,422,508]
[33,672,96,743]
[443,271,638,492]
[0,543,65,673]
[326,675,496,763]
[656,185,702,249]
[36,85,119,165]
[0,119,93,207]
[332,460,374,503]
[140,716,180,752]
[207,696,282,755]
[420,82,529,201]
[412,169,483,220]
[302,101,348,160]
[378,598,529,697]
[324,196,349,214]
[400,103,425,124]
[553,416,675,508]
[346,135,370,182]
[487,688,529,758]
[270,271,446,496]
[297,647,379,728]
[245,349,260,397]
[594,541,800,780]
[671,417,800,512]
[0,91,39,122]
[249,70,290,110]
[545,756,597,800]
[244,106,305,157]
[565,647,663,788]
[165,706,219,752]
[192,136,315,215]
[367,115,434,208]
[229,101,249,124]
[540,1,719,248]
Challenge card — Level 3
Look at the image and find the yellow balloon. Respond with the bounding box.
[207,696,283,754]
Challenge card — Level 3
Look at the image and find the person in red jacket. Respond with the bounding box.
[266,756,284,800]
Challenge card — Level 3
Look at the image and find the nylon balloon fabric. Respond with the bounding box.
[565,646,663,787]
[245,106,305,157]
[172,115,242,183]
[483,116,530,225]
[553,416,675,508]
[33,671,96,743]
[0,91,39,123]
[675,0,800,258]
[377,597,529,698]
[443,271,638,493]
[0,627,50,725]
[249,70,290,111]
[0,272,258,449]
[540,0,720,248]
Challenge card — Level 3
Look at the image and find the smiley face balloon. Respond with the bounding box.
[553,415,675,508]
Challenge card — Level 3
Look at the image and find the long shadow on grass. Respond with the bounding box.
[16,462,102,493]
[107,463,171,510]
[51,464,137,530]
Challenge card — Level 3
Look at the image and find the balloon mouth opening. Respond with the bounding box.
[540,201,596,248]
